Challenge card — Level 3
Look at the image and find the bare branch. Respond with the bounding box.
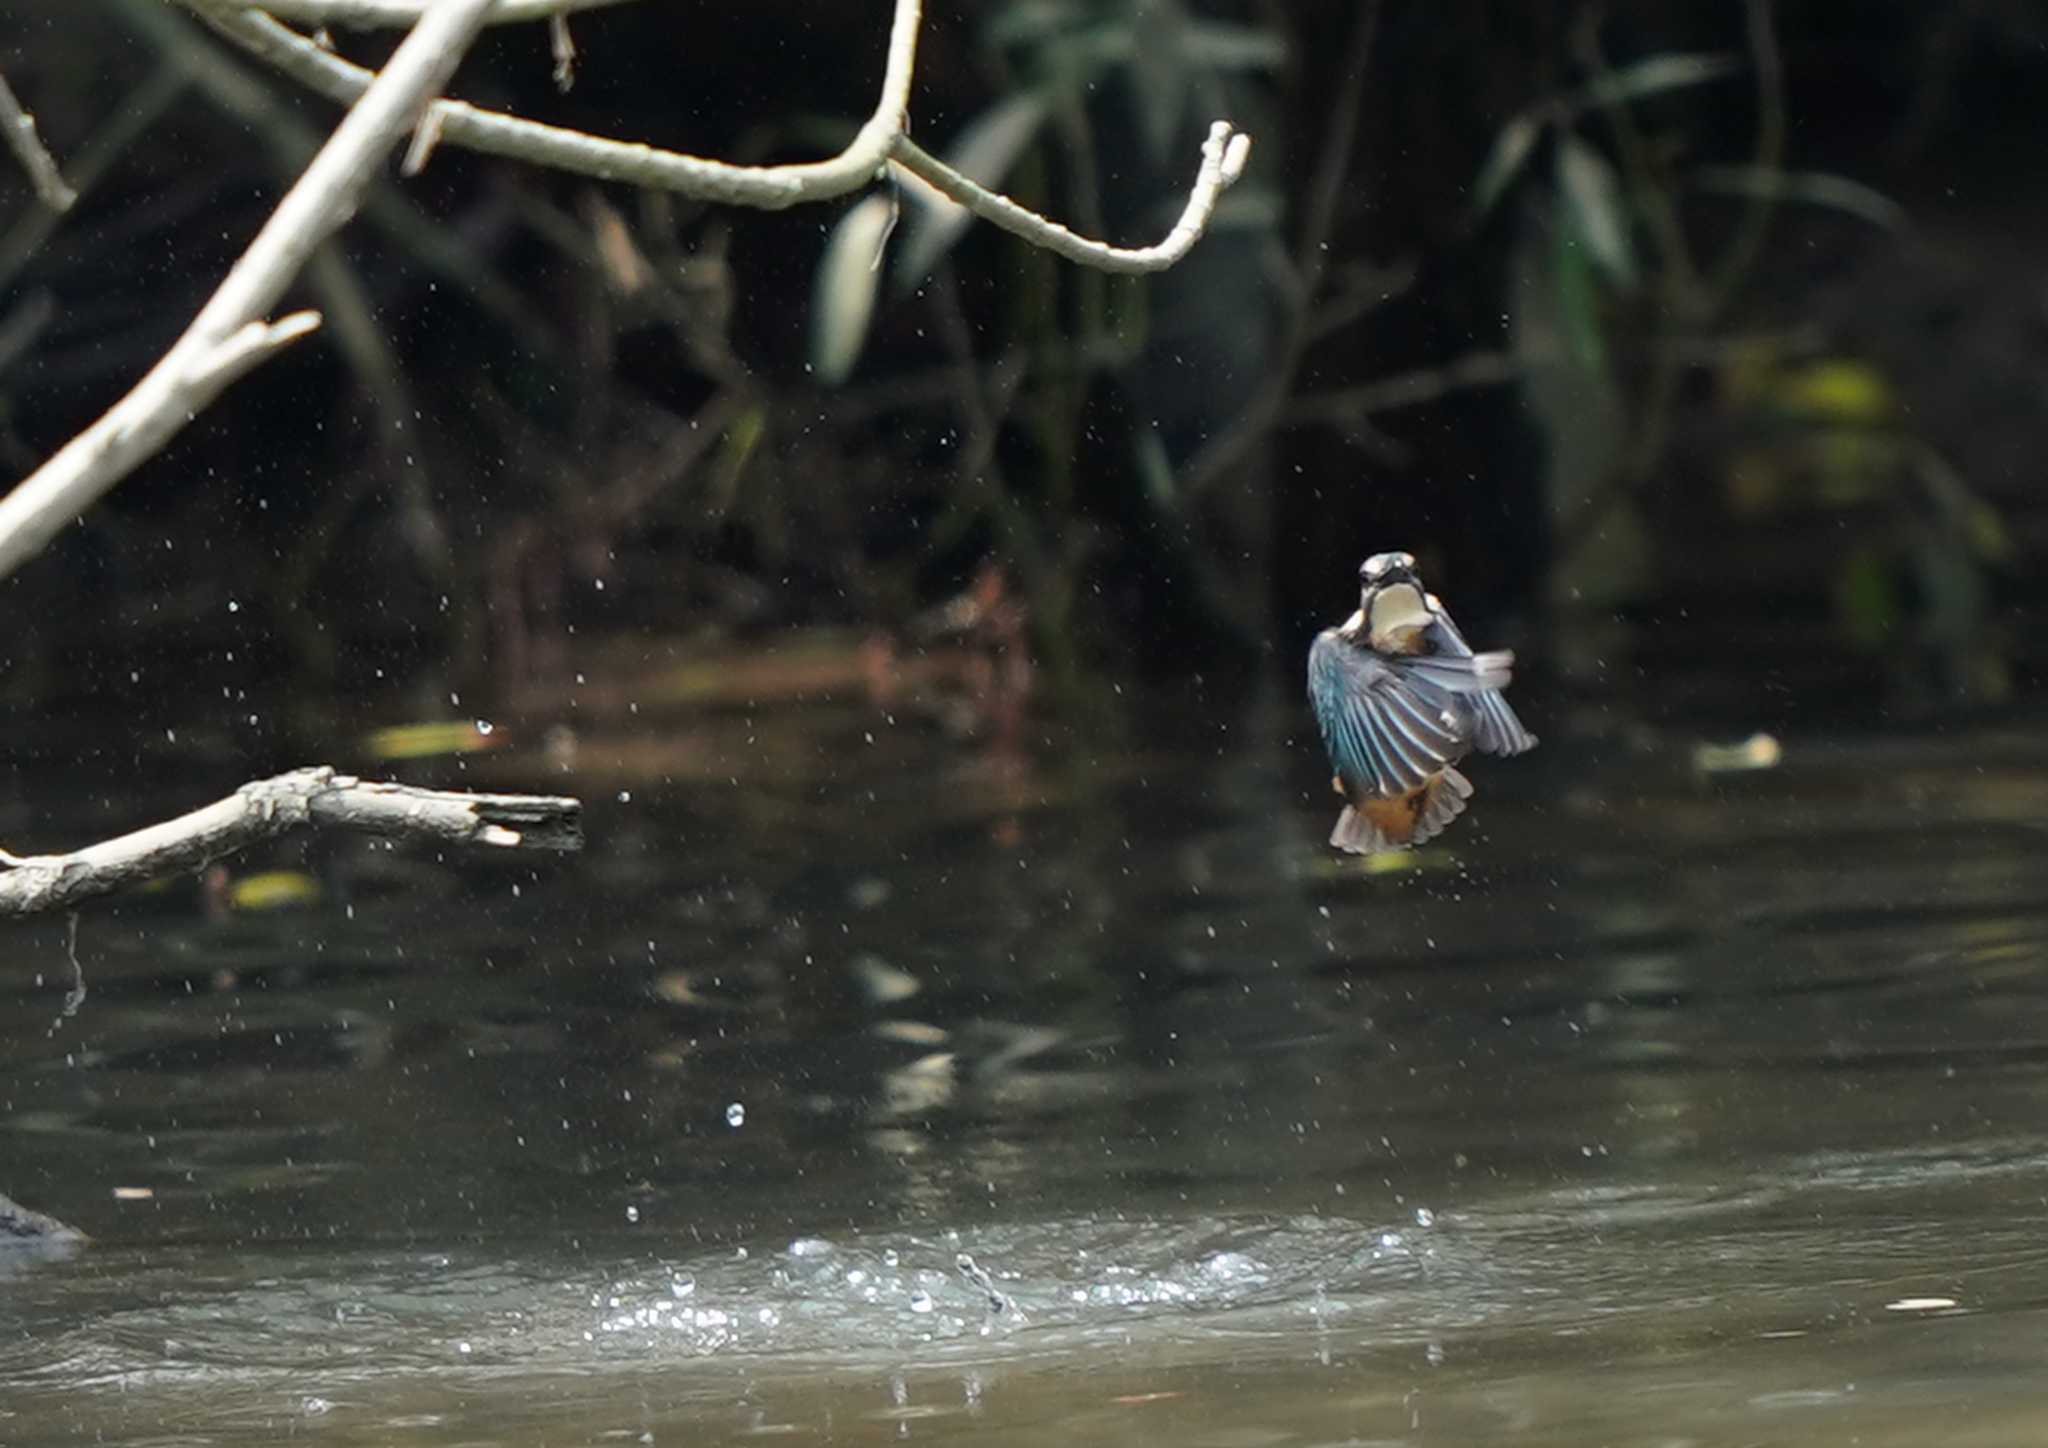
[0,68,77,212]
[0,0,1252,585]
[0,0,500,585]
[256,0,629,24]
[183,0,924,208]
[185,0,1252,267]
[887,122,1252,275]
[0,767,583,917]
[107,0,556,355]
[199,309,324,381]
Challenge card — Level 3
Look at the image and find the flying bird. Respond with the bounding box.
[1307,551,1537,853]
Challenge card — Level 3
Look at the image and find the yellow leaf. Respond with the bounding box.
[228,871,322,912]
[363,719,503,761]
[1780,359,1893,423]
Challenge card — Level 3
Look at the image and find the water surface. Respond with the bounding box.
[4,676,2045,1444]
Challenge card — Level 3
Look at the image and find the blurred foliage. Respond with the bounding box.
[0,0,2043,727]
[1471,1,2014,704]
[809,0,1287,678]
[1721,352,2011,698]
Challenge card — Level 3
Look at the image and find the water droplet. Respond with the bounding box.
[1414,1207,1435,1227]
[726,1102,746,1128]
[625,1205,640,1224]
[882,1248,900,1268]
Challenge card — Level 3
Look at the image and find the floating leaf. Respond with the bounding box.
[1692,732,1782,776]
[810,191,898,387]
[363,718,504,760]
[1556,135,1636,286]
[850,952,921,1005]
[228,871,322,912]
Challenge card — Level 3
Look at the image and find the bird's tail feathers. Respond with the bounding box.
[1330,766,1474,854]
[1411,765,1473,845]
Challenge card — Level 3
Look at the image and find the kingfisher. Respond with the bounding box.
[1307,551,1537,853]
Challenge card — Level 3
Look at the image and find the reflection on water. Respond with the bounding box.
[4,676,2048,1444]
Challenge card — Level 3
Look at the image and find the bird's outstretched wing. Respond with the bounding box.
[1412,604,1539,756]
[1308,630,1463,798]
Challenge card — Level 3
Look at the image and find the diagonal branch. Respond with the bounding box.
[888,123,1251,275]
[182,0,1251,256]
[183,0,924,208]
[0,0,500,583]
[0,0,1251,585]
[256,0,629,25]
[0,68,77,212]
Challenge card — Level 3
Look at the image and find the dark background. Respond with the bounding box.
[2,0,2045,729]
[7,11,2048,1438]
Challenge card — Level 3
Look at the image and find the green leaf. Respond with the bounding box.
[1133,426,1179,515]
[1556,135,1637,287]
[1472,112,1543,219]
[1182,20,1287,70]
[810,192,897,387]
[1551,208,1606,371]
[984,0,1089,54]
[1690,166,1908,231]
[1577,52,1741,111]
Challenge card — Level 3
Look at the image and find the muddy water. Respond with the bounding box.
[3,676,2047,1444]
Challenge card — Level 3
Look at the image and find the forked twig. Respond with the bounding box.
[0,0,1251,586]
[0,0,501,582]
[0,68,77,211]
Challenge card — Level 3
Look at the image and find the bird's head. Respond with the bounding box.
[1356,552,1430,651]
[1358,551,1419,592]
